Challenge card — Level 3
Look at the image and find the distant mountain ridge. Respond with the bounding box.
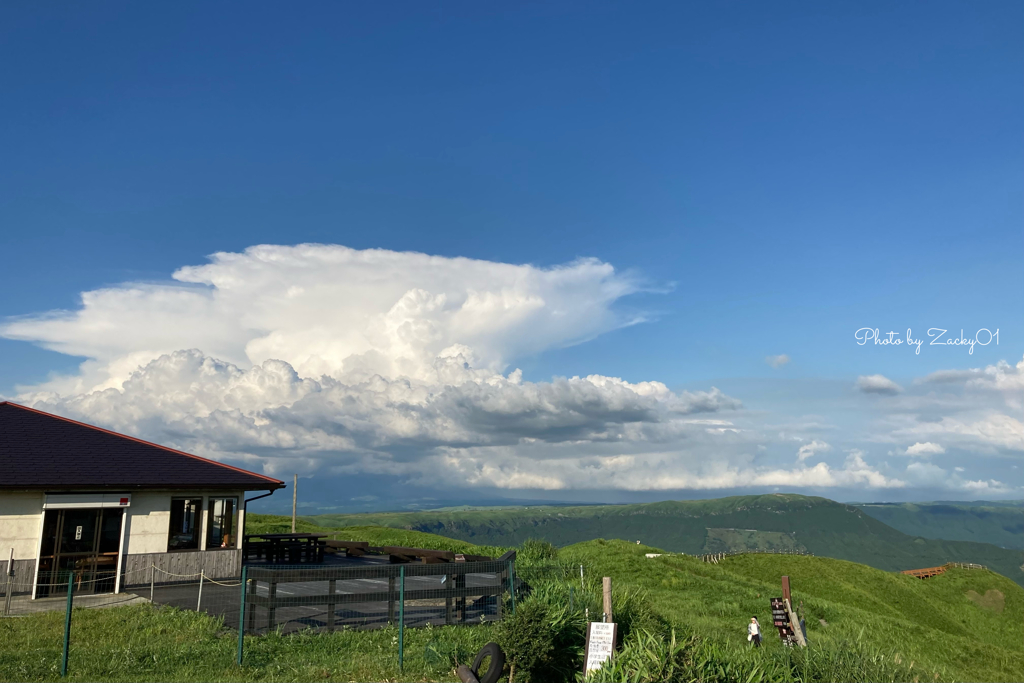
[308,493,1024,586]
[856,501,1024,549]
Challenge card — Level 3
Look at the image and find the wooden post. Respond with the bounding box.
[3,548,13,617]
[388,575,396,623]
[246,578,257,632]
[237,566,247,665]
[456,571,467,624]
[327,578,336,630]
[781,576,806,647]
[398,566,405,671]
[291,475,297,534]
[602,576,612,623]
[495,568,502,620]
[268,579,277,631]
[445,573,453,625]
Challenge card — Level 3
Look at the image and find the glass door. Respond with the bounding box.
[36,508,123,597]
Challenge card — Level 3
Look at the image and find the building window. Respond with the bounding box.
[168,498,201,551]
[207,497,238,549]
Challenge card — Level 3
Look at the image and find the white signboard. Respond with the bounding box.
[584,621,617,673]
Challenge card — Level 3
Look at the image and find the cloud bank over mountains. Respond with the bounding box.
[2,244,1021,498]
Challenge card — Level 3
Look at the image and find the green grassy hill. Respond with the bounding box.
[857,501,1024,549]
[301,494,1024,586]
[558,538,1024,682]
[3,523,1022,681]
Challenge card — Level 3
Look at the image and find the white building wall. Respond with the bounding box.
[0,492,44,561]
[126,490,246,554]
[124,491,173,555]
[2,489,251,560]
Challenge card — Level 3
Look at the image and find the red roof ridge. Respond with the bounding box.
[0,401,284,488]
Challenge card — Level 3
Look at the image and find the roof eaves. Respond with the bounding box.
[0,402,286,489]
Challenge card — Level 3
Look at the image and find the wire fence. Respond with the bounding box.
[241,559,511,637]
[2,555,518,674]
[2,565,242,621]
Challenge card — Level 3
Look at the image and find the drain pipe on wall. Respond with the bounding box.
[242,490,278,540]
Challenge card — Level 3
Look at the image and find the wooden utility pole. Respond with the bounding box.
[602,576,612,623]
[291,474,297,533]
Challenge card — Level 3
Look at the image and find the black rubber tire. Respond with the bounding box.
[471,642,506,683]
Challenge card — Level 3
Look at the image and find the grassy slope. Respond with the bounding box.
[858,502,1024,550]
[3,525,1022,681]
[0,605,496,682]
[0,524,504,682]
[560,539,1024,683]
[304,494,1024,586]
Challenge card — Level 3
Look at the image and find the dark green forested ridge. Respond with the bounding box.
[301,493,1024,586]
[856,500,1024,549]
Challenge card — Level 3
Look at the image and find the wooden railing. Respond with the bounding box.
[698,549,814,563]
[901,562,988,579]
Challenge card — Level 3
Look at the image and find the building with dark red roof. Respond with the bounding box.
[0,401,284,598]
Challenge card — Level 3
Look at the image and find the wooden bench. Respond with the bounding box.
[324,540,370,557]
[368,546,496,564]
[244,533,327,564]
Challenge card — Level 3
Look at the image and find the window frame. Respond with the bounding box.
[205,496,239,551]
[167,497,203,552]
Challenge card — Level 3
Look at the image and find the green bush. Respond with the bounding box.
[520,539,559,564]
[497,600,556,683]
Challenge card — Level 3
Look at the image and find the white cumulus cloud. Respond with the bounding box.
[766,354,790,368]
[4,243,1018,496]
[3,245,761,489]
[919,355,1024,398]
[2,244,648,394]
[796,439,831,462]
[903,442,946,457]
[855,374,903,395]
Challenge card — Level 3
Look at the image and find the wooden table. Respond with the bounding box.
[244,533,327,564]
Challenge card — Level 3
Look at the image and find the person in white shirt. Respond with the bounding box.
[748,616,762,647]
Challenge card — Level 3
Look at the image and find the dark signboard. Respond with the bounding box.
[770,598,798,646]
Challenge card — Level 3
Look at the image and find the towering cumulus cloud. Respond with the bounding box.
[0,244,749,488]
[3,245,645,392]
[4,243,1005,495]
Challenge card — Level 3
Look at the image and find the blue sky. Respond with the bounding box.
[1,2,1021,510]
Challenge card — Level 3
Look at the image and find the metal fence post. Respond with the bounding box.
[61,574,73,677]
[237,565,247,666]
[398,565,405,671]
[197,570,204,612]
[149,564,155,603]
